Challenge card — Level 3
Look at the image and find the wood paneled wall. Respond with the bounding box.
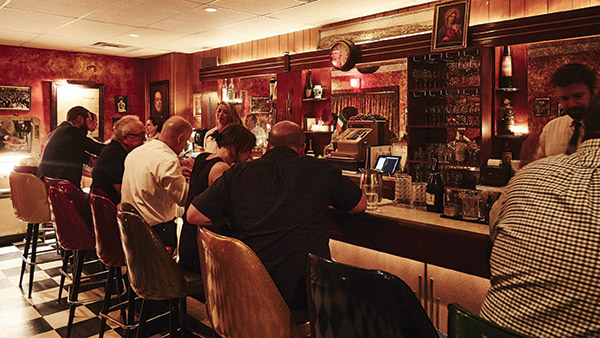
[193,0,600,69]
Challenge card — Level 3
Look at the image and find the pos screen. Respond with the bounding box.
[374,155,400,174]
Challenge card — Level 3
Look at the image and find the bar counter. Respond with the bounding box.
[328,202,492,278]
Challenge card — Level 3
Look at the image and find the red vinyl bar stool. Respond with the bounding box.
[9,169,55,298]
[48,181,104,338]
[89,190,136,338]
[117,203,203,338]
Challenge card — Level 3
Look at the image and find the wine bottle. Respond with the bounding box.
[305,70,314,98]
[269,77,276,100]
[499,45,513,88]
[425,154,444,213]
[306,139,315,157]
[227,78,234,101]
[222,79,228,101]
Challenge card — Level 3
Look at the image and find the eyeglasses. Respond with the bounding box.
[127,133,145,138]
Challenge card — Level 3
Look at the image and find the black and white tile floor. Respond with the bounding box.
[0,240,214,338]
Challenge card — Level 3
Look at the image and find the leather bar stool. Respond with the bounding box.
[196,227,310,338]
[117,203,203,338]
[9,169,55,298]
[48,181,104,338]
[89,190,137,338]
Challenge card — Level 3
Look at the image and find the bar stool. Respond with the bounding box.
[117,203,203,338]
[9,170,55,298]
[48,181,104,338]
[89,190,136,338]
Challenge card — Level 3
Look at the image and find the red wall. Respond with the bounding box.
[0,45,146,144]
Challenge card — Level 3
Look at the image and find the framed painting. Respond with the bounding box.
[150,80,169,122]
[193,93,202,117]
[0,85,31,111]
[431,0,470,52]
[51,81,105,141]
[115,95,129,114]
[534,97,550,117]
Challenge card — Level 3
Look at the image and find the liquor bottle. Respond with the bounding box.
[484,195,493,223]
[306,139,315,157]
[221,79,228,101]
[269,77,276,100]
[499,45,513,88]
[227,78,235,101]
[304,70,314,98]
[425,154,444,213]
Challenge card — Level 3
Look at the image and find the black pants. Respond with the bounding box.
[151,219,177,249]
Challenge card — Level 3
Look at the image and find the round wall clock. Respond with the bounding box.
[330,40,359,71]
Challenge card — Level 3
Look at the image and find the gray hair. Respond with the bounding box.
[113,115,142,141]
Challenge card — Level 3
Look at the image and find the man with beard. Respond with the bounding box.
[534,63,596,160]
[37,106,105,189]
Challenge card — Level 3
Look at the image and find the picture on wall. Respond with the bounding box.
[431,0,470,52]
[193,93,202,117]
[149,80,169,123]
[115,95,129,114]
[534,97,550,117]
[0,85,31,111]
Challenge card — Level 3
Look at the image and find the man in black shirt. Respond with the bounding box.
[37,106,105,188]
[92,116,145,205]
[187,121,366,323]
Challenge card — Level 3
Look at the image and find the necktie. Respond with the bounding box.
[566,120,582,155]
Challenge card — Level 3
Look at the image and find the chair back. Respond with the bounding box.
[48,185,95,251]
[9,171,52,223]
[307,253,439,338]
[50,180,90,217]
[117,203,188,300]
[89,189,125,268]
[447,303,534,338]
[196,227,301,338]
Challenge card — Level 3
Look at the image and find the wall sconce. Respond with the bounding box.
[350,78,360,88]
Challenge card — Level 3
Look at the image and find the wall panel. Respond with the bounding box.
[489,0,511,22]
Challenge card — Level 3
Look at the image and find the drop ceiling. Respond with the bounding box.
[0,0,433,58]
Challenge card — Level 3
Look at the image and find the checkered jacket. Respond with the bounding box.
[480,138,600,338]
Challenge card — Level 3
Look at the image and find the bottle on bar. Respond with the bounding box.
[222,79,228,101]
[305,70,314,98]
[306,139,315,157]
[425,153,444,213]
[269,76,276,100]
[227,78,235,101]
[499,45,513,88]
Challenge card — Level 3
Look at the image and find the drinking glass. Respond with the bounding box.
[459,190,480,220]
[360,169,382,211]
[411,182,427,210]
[394,173,412,208]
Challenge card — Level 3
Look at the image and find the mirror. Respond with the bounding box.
[51,81,105,141]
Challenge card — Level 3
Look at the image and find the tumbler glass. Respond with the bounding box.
[394,173,412,208]
[411,182,427,210]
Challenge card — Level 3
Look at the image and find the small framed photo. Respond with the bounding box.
[115,95,129,114]
[193,93,202,117]
[431,0,470,52]
[0,85,31,111]
[534,97,550,117]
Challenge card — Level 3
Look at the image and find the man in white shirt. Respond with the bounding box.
[121,116,192,250]
[533,63,596,162]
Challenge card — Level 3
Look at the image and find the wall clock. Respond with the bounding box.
[330,40,359,71]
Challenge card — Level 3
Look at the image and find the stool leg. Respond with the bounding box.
[99,266,115,338]
[115,268,127,324]
[67,250,85,338]
[169,298,179,338]
[136,299,147,338]
[19,223,34,288]
[58,249,70,302]
[27,223,40,298]
[179,297,187,337]
[126,275,136,338]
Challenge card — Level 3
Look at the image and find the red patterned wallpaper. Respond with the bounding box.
[0,45,146,144]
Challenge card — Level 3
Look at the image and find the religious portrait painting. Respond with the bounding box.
[431,0,470,52]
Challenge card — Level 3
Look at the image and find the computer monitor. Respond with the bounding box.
[374,155,400,174]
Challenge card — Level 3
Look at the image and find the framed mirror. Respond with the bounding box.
[51,81,105,141]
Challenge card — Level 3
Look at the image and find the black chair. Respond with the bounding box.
[307,253,439,338]
[447,303,534,338]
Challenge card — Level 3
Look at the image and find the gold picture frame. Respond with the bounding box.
[431,0,470,52]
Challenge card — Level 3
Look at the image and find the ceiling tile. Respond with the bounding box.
[22,34,96,51]
[5,0,107,18]
[48,19,138,42]
[108,28,189,49]
[117,48,170,58]
[83,0,200,27]
[0,31,38,46]
[213,0,300,15]
[148,5,255,34]
[0,8,74,34]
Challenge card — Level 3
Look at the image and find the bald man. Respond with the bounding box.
[122,116,192,249]
[187,121,366,323]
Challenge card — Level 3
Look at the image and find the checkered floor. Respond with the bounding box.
[0,238,214,338]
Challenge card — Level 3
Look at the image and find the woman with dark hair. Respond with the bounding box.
[203,101,242,153]
[145,115,163,140]
[179,124,256,274]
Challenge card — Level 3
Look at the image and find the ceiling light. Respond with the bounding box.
[129,34,138,38]
[205,8,216,12]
